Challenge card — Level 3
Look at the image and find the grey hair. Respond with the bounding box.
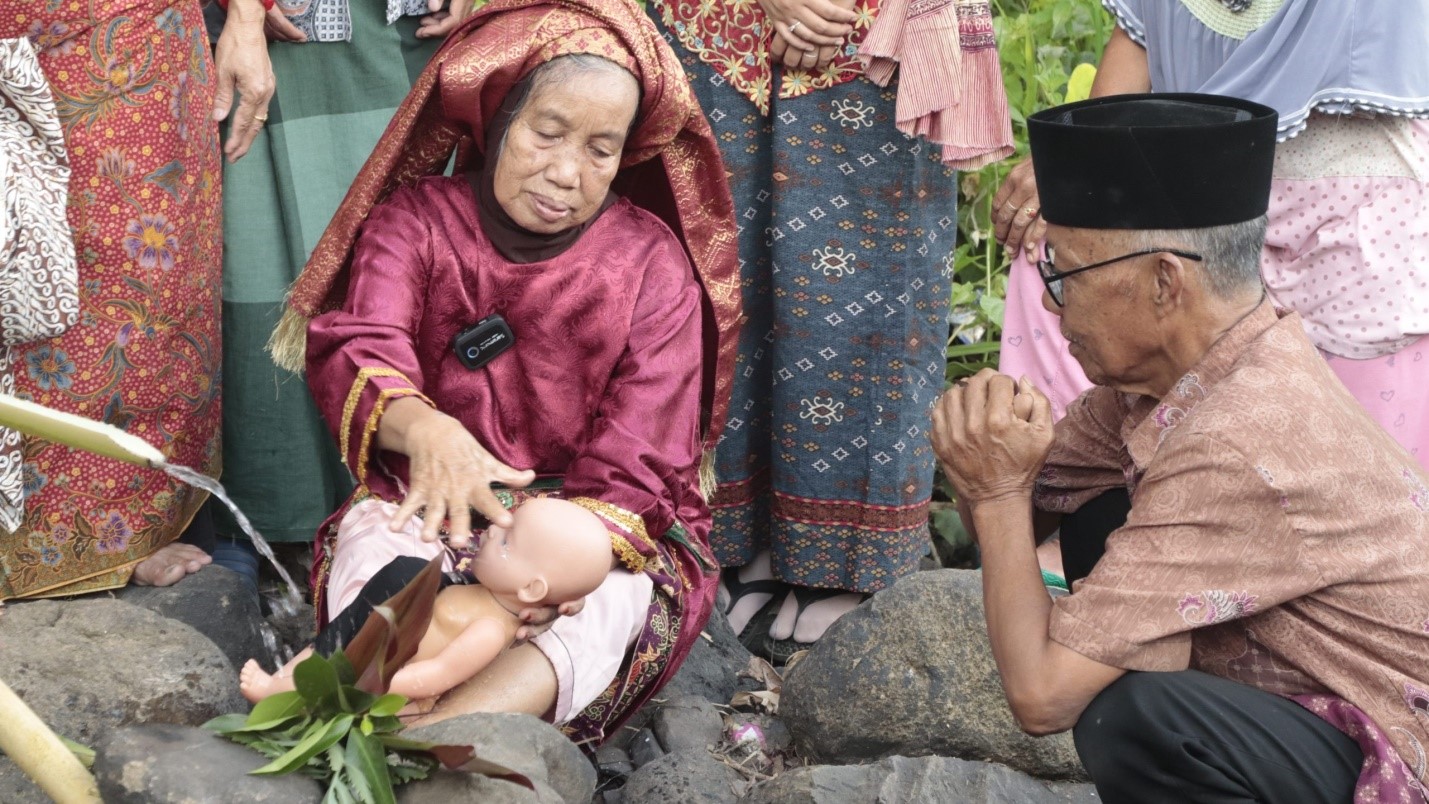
[499,55,641,155]
[1130,215,1268,299]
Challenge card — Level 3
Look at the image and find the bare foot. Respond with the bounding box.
[132,543,211,587]
[769,589,865,643]
[240,658,295,703]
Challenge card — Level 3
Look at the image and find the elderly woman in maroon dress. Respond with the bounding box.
[271,0,739,745]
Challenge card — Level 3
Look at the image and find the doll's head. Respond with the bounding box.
[469,497,611,607]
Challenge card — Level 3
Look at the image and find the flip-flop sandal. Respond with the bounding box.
[718,566,787,650]
[759,586,864,665]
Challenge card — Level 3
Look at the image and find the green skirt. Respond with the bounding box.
[218,7,439,542]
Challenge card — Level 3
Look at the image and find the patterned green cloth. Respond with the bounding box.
[218,5,439,542]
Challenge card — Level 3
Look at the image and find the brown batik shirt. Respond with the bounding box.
[1036,300,1429,798]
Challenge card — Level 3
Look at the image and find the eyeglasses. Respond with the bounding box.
[1037,246,1203,307]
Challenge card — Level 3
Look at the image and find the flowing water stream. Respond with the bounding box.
[160,463,303,616]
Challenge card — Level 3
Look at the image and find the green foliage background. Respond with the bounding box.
[944,0,1113,381]
[931,0,1112,560]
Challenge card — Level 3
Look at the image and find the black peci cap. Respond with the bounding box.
[1028,93,1277,229]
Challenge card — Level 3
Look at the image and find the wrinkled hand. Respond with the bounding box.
[991,159,1046,260]
[416,0,476,39]
[263,6,308,43]
[759,0,856,62]
[512,596,587,644]
[931,369,1054,509]
[389,411,535,547]
[771,33,842,72]
[212,0,275,163]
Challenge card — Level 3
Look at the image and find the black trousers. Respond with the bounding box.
[1059,491,1362,803]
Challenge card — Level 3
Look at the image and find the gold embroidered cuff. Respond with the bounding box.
[569,497,651,574]
[354,386,433,483]
[339,366,413,460]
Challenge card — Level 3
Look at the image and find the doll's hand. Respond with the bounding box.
[511,597,587,645]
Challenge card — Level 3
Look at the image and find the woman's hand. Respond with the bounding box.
[212,0,275,163]
[416,0,476,39]
[759,0,857,59]
[991,159,1046,260]
[264,6,308,43]
[380,398,536,547]
[931,370,1054,510]
[771,33,842,72]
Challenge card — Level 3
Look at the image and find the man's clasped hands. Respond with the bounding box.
[931,370,1056,535]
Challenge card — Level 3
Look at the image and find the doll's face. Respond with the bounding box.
[469,518,531,595]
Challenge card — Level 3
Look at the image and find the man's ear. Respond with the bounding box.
[517,576,549,606]
[1151,252,1188,313]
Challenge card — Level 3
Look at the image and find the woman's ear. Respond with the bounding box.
[517,576,549,605]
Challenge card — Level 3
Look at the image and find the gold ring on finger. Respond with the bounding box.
[255,113,269,123]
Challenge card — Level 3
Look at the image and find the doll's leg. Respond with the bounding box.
[405,643,558,726]
[239,647,314,703]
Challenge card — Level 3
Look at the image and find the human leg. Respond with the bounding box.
[1074,671,1360,804]
[1057,487,1131,586]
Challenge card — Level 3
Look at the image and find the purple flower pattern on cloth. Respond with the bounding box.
[1178,590,1259,626]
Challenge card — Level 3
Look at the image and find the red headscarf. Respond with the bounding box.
[272,0,741,452]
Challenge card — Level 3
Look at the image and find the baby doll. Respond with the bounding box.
[240,497,612,703]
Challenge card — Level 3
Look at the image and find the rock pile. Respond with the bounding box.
[0,563,1099,802]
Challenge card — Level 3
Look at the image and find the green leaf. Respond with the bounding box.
[330,651,357,687]
[58,735,95,768]
[345,730,397,804]
[977,293,1006,328]
[251,714,355,776]
[293,654,342,710]
[1065,62,1097,103]
[202,713,252,734]
[367,694,407,718]
[337,686,376,715]
[240,691,308,731]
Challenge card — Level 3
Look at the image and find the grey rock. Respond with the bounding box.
[0,759,52,804]
[780,570,1086,780]
[0,599,244,803]
[403,712,596,803]
[595,744,634,778]
[397,770,561,803]
[652,695,724,755]
[92,723,321,803]
[621,749,739,804]
[116,564,270,669]
[627,727,664,769]
[742,756,1101,804]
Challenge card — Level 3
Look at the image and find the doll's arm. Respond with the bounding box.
[386,618,512,700]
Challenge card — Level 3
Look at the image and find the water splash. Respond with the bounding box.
[160,462,303,612]
[257,620,292,666]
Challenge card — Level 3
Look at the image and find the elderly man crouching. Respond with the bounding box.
[931,94,1429,804]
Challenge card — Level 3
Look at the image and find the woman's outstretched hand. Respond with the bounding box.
[378,397,535,548]
[991,159,1046,260]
